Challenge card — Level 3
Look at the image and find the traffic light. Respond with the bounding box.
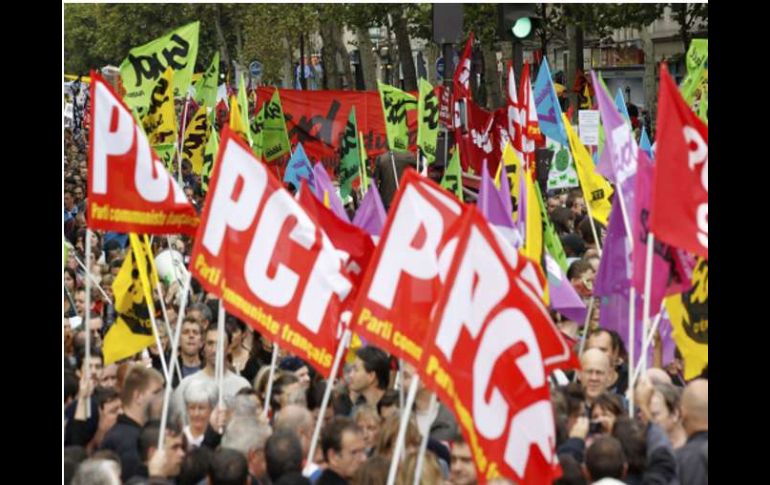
[497,4,540,40]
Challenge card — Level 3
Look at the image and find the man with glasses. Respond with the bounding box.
[317,417,367,484]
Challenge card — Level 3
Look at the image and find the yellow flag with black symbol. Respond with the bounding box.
[201,129,220,195]
[182,104,209,175]
[378,81,417,153]
[102,234,158,365]
[665,257,708,380]
[501,142,523,223]
[563,113,613,226]
[142,67,178,147]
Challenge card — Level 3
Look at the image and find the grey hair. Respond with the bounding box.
[189,302,213,323]
[184,379,217,407]
[71,459,121,485]
[230,393,259,419]
[221,417,272,456]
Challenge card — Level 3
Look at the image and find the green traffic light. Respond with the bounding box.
[512,17,532,39]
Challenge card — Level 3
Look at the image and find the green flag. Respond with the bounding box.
[154,144,177,173]
[262,90,291,162]
[536,182,568,273]
[377,81,417,153]
[339,107,360,200]
[194,52,219,112]
[201,129,220,195]
[440,148,463,202]
[237,73,253,146]
[250,103,265,160]
[417,78,439,164]
[680,39,708,122]
[119,21,200,117]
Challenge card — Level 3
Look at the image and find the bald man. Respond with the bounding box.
[645,367,672,386]
[274,404,320,479]
[676,379,708,485]
[579,349,612,407]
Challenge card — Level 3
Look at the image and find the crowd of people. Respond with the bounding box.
[64,103,707,485]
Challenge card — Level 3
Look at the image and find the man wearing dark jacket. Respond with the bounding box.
[676,379,708,485]
[100,366,164,481]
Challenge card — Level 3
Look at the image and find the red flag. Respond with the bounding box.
[453,32,475,102]
[190,127,354,377]
[350,169,465,367]
[650,64,708,259]
[519,63,543,168]
[420,206,578,484]
[87,72,199,236]
[506,62,525,161]
[297,180,375,296]
[456,99,501,175]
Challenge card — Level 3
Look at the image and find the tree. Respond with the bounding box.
[668,3,708,51]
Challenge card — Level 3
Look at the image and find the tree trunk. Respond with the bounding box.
[213,5,230,71]
[640,26,657,132]
[357,27,378,90]
[319,21,339,90]
[482,43,502,110]
[335,25,354,90]
[283,35,294,89]
[392,12,417,91]
[566,23,583,121]
[425,43,439,85]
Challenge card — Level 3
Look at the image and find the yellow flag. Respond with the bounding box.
[102,234,158,365]
[665,258,708,380]
[563,114,613,226]
[142,67,178,146]
[183,104,210,175]
[229,95,250,145]
[523,168,543,266]
[501,142,523,223]
[359,131,370,193]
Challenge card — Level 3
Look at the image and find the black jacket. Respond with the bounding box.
[316,468,349,485]
[676,431,708,485]
[100,414,143,481]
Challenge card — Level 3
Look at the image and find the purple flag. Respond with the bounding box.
[594,197,631,297]
[591,71,637,220]
[600,293,676,370]
[478,160,515,229]
[546,255,587,324]
[631,149,688,312]
[352,186,387,237]
[498,160,513,217]
[313,162,349,222]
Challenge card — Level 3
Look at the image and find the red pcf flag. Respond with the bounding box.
[350,169,465,366]
[87,72,199,235]
[650,64,708,260]
[297,179,375,299]
[420,206,579,484]
[190,127,353,377]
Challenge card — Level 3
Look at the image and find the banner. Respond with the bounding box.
[190,127,353,377]
[256,87,418,168]
[88,73,199,236]
[119,21,200,116]
[420,206,577,484]
[351,169,465,366]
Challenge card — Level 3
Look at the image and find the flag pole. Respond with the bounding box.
[177,94,192,187]
[632,302,666,386]
[640,232,656,376]
[84,228,92,419]
[71,251,112,305]
[573,297,596,382]
[158,271,193,452]
[156,279,183,384]
[387,375,421,485]
[413,391,438,485]
[261,343,280,419]
[216,300,226,424]
[307,329,351,466]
